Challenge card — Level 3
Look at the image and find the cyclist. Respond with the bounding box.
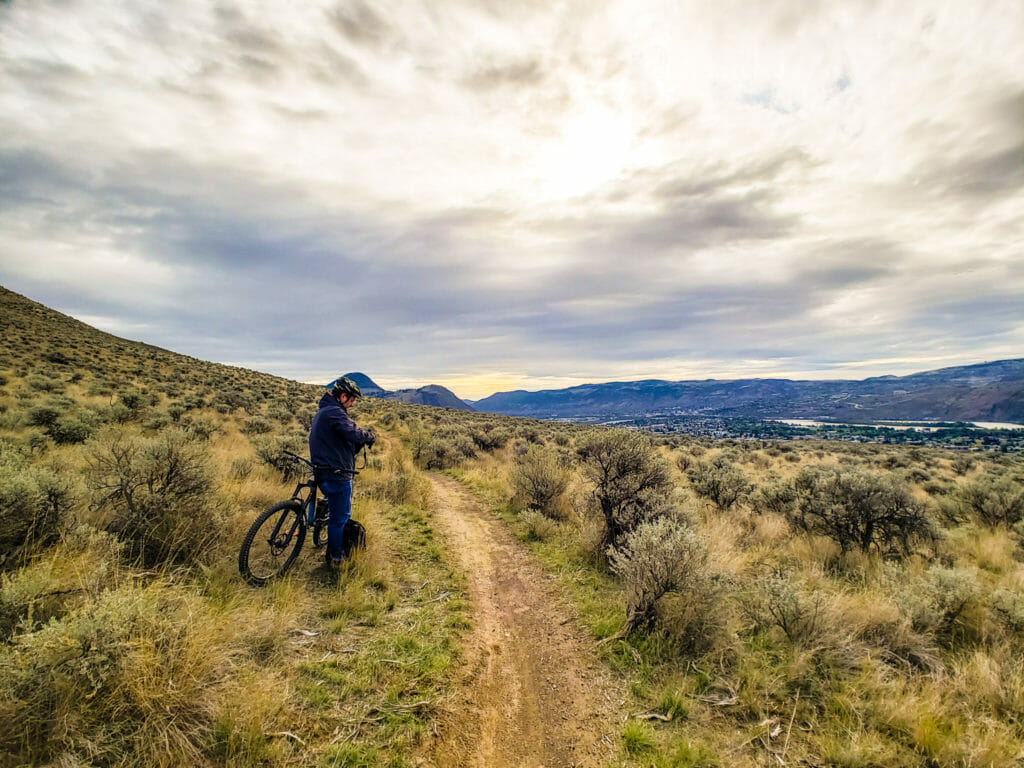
[309,376,375,567]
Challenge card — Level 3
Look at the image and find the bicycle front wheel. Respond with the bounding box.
[239,501,306,586]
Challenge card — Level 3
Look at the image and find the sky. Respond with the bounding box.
[1,1,1022,400]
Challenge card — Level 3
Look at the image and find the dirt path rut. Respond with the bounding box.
[426,475,622,768]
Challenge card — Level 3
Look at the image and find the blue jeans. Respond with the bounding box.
[318,476,352,563]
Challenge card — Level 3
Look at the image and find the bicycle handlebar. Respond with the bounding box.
[280,448,372,472]
[281,450,313,468]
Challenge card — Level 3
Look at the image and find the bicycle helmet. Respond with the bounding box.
[328,375,362,399]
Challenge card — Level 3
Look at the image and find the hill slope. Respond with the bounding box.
[0,285,479,767]
[474,360,1024,422]
[0,285,316,404]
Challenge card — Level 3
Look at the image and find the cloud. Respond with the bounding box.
[462,56,546,91]
[325,1,395,49]
[1,0,1022,398]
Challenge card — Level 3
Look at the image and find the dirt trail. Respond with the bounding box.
[426,475,623,768]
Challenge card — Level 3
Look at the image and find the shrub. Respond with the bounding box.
[265,403,294,425]
[117,389,146,413]
[788,466,935,556]
[687,457,751,509]
[25,405,60,428]
[990,589,1024,634]
[296,404,316,431]
[577,430,673,550]
[0,584,228,765]
[47,416,93,444]
[676,452,693,472]
[0,461,75,567]
[888,564,983,646]
[472,426,511,452]
[143,410,172,431]
[105,402,135,424]
[242,416,273,435]
[608,515,709,632]
[753,477,798,516]
[182,394,206,410]
[951,455,975,475]
[85,429,222,567]
[27,433,52,455]
[923,480,951,496]
[0,560,70,640]
[956,476,1024,527]
[25,374,62,393]
[0,526,122,640]
[742,574,826,644]
[415,427,476,470]
[210,390,246,413]
[510,445,570,519]
[87,379,114,397]
[184,416,218,440]
[250,433,308,481]
[519,509,558,542]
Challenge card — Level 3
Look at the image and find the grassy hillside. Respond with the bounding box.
[0,287,472,767]
[2,285,1024,767]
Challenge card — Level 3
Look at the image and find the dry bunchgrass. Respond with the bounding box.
[1,581,232,765]
[950,524,1019,575]
[874,676,1022,767]
[441,426,1024,766]
[3,288,1023,767]
[695,504,752,578]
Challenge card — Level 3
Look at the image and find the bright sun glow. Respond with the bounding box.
[428,373,530,401]
[539,106,634,199]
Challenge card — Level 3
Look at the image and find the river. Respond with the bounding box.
[775,419,1023,432]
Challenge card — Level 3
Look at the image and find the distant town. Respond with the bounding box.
[576,414,1024,452]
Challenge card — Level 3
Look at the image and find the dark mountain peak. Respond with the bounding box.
[418,384,450,394]
[387,384,474,411]
[343,372,474,411]
[343,372,385,393]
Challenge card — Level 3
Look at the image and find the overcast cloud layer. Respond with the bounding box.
[1,0,1022,399]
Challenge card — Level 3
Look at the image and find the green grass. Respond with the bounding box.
[293,498,467,767]
[622,720,657,755]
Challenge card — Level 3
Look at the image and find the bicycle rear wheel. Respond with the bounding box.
[239,500,306,586]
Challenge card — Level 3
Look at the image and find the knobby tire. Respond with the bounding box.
[239,500,306,586]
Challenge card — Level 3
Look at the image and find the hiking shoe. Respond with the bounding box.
[325,551,344,569]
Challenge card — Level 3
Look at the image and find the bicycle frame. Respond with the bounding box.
[239,450,362,585]
[282,451,324,527]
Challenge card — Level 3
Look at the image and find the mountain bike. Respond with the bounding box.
[238,451,362,586]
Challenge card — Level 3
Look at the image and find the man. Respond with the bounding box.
[309,376,375,567]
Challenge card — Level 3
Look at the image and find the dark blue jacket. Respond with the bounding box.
[309,392,374,475]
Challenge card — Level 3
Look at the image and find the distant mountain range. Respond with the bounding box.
[345,372,474,411]
[3,284,1016,424]
[472,360,1024,424]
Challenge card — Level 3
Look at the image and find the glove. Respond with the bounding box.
[366,430,376,447]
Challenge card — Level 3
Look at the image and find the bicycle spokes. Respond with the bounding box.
[239,500,307,586]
